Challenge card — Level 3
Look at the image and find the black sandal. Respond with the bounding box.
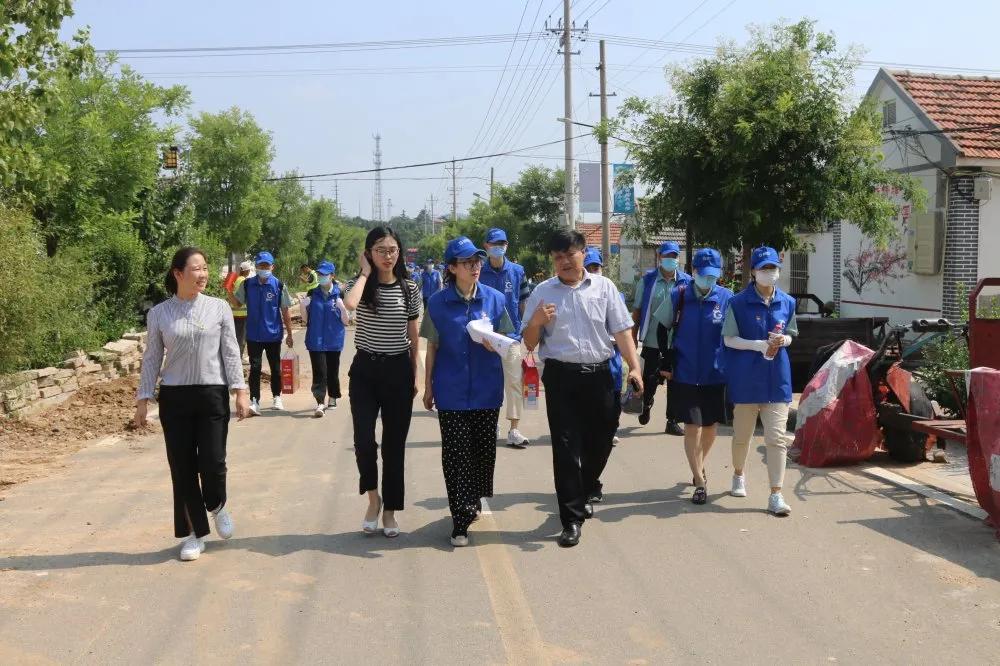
[692,487,708,505]
[692,469,707,486]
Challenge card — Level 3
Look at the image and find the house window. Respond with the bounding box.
[882,100,896,128]
[790,251,809,296]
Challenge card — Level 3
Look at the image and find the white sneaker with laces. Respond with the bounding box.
[249,398,261,417]
[731,475,747,497]
[314,403,326,418]
[768,492,791,516]
[179,535,205,561]
[507,429,529,449]
[212,506,234,539]
[450,535,469,547]
[272,396,284,411]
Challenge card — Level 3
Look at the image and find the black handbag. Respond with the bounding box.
[658,285,687,375]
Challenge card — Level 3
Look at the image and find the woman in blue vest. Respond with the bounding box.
[420,236,515,547]
[302,260,349,418]
[653,248,734,505]
[722,246,797,516]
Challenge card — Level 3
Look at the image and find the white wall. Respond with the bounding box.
[978,185,1000,281]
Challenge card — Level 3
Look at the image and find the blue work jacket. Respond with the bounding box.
[427,283,507,411]
[723,285,797,404]
[637,267,692,342]
[245,275,285,343]
[304,286,346,352]
[478,258,526,342]
[670,283,733,386]
[421,270,442,298]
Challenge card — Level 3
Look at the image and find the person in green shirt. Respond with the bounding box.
[298,263,319,291]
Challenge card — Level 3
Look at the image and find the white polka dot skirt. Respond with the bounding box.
[438,409,500,537]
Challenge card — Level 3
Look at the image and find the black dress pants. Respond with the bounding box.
[247,340,282,401]
[158,385,230,538]
[309,350,342,403]
[640,346,663,409]
[349,351,414,510]
[542,361,620,528]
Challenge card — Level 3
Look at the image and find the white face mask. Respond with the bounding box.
[755,268,779,287]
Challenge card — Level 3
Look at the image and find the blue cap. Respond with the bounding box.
[583,247,603,268]
[485,228,508,244]
[316,260,335,275]
[254,251,275,266]
[692,248,722,278]
[658,241,681,256]
[751,246,782,270]
[444,236,488,263]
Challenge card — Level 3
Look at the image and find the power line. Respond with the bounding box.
[264,133,590,182]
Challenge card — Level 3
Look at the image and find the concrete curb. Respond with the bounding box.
[858,466,988,521]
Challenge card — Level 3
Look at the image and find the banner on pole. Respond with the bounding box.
[613,163,635,214]
[579,162,601,213]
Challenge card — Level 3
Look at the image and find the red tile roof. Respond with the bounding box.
[578,222,622,247]
[891,70,1000,159]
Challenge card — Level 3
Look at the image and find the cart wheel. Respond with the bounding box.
[885,383,934,463]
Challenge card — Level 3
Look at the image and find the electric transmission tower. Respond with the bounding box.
[372,133,384,222]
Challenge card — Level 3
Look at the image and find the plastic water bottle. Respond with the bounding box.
[764,323,783,360]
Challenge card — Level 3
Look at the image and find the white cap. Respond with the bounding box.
[239,261,253,271]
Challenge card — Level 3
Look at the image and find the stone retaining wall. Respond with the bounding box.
[0,332,148,420]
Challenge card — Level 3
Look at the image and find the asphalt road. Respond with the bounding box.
[1,326,999,665]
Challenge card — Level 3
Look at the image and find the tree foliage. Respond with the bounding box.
[614,20,924,256]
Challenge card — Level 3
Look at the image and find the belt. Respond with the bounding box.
[546,359,610,374]
[358,349,409,361]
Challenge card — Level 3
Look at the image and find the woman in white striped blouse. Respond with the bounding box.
[134,247,250,562]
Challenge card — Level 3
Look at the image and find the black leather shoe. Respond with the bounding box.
[558,524,582,547]
[584,503,594,519]
[638,406,651,425]
[665,420,685,436]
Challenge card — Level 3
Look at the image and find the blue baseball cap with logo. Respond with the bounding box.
[751,246,782,270]
[316,260,335,275]
[583,247,603,268]
[692,248,722,278]
[485,228,508,244]
[445,236,488,263]
[254,251,275,266]
[658,241,681,256]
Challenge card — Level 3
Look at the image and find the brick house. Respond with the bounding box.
[786,69,1000,321]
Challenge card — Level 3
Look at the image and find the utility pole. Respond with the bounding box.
[308,180,314,198]
[490,167,495,203]
[548,2,588,228]
[426,195,438,234]
[387,198,393,221]
[333,180,340,216]
[446,158,460,222]
[590,39,617,261]
[372,133,384,222]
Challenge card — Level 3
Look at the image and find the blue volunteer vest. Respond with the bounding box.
[478,258,526,342]
[245,275,285,343]
[428,283,507,411]
[609,292,627,394]
[421,270,442,298]
[304,286,346,352]
[637,268,691,341]
[722,284,797,404]
[669,283,733,386]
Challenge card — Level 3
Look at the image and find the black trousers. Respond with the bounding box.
[309,350,342,403]
[542,361,620,528]
[349,351,414,510]
[439,409,499,536]
[158,385,229,538]
[234,317,247,357]
[248,340,282,401]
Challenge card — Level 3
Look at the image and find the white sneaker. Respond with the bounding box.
[450,535,469,547]
[179,535,205,561]
[612,435,621,445]
[212,506,234,540]
[328,398,337,410]
[768,492,791,516]
[272,396,284,411]
[249,398,261,417]
[731,475,747,497]
[507,429,529,449]
[314,403,326,418]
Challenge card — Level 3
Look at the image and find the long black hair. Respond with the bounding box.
[165,246,206,295]
[358,226,412,314]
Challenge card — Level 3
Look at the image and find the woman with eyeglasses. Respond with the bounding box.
[419,237,514,547]
[343,227,422,538]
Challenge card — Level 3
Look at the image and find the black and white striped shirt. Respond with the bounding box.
[347,279,422,354]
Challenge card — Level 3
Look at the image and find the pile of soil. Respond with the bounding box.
[0,376,158,489]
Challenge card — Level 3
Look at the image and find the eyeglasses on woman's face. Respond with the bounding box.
[456,257,483,270]
[372,246,400,258]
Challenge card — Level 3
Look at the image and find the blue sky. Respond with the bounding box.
[64,0,1000,222]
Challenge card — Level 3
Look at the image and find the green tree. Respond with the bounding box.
[417,233,447,264]
[256,175,310,283]
[187,107,274,266]
[614,20,923,279]
[0,1,92,196]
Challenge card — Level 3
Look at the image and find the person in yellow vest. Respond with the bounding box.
[227,260,253,357]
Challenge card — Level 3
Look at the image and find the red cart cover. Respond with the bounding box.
[966,367,1000,538]
[792,340,884,467]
